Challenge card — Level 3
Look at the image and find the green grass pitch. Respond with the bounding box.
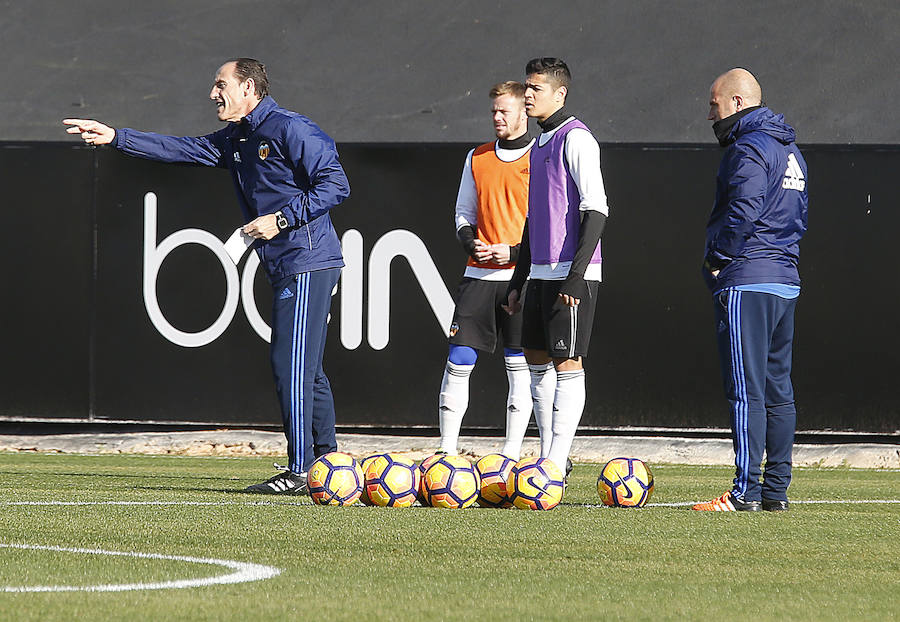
[0,453,897,621]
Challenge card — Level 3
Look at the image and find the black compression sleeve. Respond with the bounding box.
[508,244,520,265]
[456,225,478,258]
[569,211,606,276]
[506,221,531,297]
[559,211,606,299]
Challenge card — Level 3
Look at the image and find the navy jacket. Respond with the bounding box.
[115,96,350,280]
[703,107,808,291]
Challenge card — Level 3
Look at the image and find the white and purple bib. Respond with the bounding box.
[528,119,603,272]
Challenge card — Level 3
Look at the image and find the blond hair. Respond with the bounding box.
[489,81,526,100]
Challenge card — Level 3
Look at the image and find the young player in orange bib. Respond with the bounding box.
[438,82,535,459]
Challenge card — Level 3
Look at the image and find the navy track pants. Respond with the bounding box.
[714,289,797,502]
[270,268,340,474]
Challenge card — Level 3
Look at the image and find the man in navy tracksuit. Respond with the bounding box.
[65,58,349,494]
[693,68,808,512]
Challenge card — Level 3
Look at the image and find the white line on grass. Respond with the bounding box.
[1,501,305,506]
[782,499,900,504]
[650,465,900,472]
[3,499,899,510]
[0,543,280,592]
[579,499,900,508]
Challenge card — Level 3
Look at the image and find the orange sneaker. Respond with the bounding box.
[692,491,761,512]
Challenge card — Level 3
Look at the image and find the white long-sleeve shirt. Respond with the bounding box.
[531,117,609,281]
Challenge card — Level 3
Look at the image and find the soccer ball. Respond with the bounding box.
[475,453,516,508]
[362,453,420,508]
[416,453,446,506]
[597,457,654,508]
[360,453,382,474]
[507,457,565,510]
[421,454,480,509]
[308,452,363,506]
[359,453,387,505]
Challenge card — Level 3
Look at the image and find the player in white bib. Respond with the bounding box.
[505,58,610,476]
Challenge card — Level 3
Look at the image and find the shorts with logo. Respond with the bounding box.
[449,278,523,353]
[521,278,599,359]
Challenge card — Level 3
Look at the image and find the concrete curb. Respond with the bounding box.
[1,431,898,468]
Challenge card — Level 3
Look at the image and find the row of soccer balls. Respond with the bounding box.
[308,452,655,510]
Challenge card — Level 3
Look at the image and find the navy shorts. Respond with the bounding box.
[521,279,599,359]
[448,278,523,353]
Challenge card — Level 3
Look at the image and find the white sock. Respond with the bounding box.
[500,355,533,459]
[438,361,474,454]
[547,369,586,474]
[528,362,556,457]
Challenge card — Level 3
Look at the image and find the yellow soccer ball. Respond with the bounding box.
[308,452,363,506]
[359,453,386,505]
[597,457,654,508]
[416,452,446,506]
[362,453,420,508]
[475,453,516,508]
[421,455,480,509]
[507,457,565,510]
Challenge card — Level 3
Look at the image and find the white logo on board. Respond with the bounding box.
[142,192,454,350]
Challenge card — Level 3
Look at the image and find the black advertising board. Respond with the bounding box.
[90,144,473,427]
[0,144,93,419]
[1,143,897,433]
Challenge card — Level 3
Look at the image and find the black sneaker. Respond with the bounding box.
[561,458,573,492]
[762,498,790,512]
[245,470,308,495]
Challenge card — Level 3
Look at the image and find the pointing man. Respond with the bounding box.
[65,58,350,494]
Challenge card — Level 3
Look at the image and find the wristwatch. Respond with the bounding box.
[274,211,289,231]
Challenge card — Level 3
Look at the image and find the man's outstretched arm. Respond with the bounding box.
[63,118,223,167]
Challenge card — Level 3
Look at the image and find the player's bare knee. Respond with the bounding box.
[553,356,582,371]
[524,348,551,366]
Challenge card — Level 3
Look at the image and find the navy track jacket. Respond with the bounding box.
[704,107,808,292]
[115,96,350,281]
